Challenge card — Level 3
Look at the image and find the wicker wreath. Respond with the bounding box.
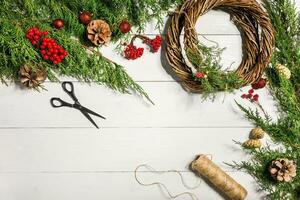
[166,0,275,93]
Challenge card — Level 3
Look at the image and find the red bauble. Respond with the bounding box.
[119,21,131,33]
[251,78,267,89]
[52,19,65,29]
[79,11,93,25]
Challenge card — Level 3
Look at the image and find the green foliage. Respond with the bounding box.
[234,0,300,199]
[0,0,182,102]
[187,43,244,98]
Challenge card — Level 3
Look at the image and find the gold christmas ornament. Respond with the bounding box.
[250,128,265,139]
[276,63,291,79]
[87,19,112,46]
[242,139,262,149]
[269,158,297,182]
[19,65,47,88]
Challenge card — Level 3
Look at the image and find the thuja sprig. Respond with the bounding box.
[234,0,300,199]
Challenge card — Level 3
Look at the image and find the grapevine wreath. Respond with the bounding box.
[166,0,275,95]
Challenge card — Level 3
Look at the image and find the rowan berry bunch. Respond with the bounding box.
[241,89,259,102]
[123,34,162,60]
[26,27,68,65]
[124,44,144,60]
[144,35,162,53]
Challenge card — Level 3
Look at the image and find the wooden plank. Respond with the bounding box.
[0,172,263,200]
[0,82,277,128]
[0,128,273,172]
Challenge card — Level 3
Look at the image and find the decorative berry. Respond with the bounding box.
[124,44,144,60]
[119,20,131,34]
[248,89,254,94]
[26,27,68,65]
[251,78,267,90]
[52,19,65,29]
[241,88,260,102]
[253,94,259,102]
[195,72,207,79]
[79,11,93,25]
[241,94,247,99]
[144,35,162,53]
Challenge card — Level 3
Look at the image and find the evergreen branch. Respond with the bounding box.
[0,0,181,103]
[233,0,300,199]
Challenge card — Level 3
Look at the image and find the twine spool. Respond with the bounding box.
[191,155,247,200]
[166,0,275,93]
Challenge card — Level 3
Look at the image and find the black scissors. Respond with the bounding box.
[50,81,106,129]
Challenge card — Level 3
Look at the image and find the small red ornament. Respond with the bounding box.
[52,19,65,29]
[79,11,93,25]
[251,78,267,89]
[119,21,131,34]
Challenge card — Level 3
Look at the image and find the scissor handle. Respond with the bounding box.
[61,81,79,103]
[50,97,73,108]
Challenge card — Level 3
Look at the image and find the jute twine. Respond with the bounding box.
[166,0,275,93]
[191,155,247,200]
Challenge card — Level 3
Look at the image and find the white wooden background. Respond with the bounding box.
[1,2,299,199]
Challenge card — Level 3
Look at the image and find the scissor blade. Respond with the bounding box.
[80,106,106,120]
[80,110,99,129]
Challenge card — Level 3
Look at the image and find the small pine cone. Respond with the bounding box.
[87,19,111,46]
[19,64,47,88]
[276,63,291,79]
[269,158,297,182]
[242,139,262,149]
[250,128,265,139]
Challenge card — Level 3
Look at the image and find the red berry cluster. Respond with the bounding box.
[124,44,144,60]
[241,89,259,102]
[144,35,162,53]
[26,27,48,46]
[195,72,207,79]
[26,27,68,65]
[40,38,68,65]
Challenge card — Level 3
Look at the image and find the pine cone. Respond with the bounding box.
[87,19,111,46]
[19,65,47,88]
[269,158,297,182]
[250,128,265,139]
[242,139,262,149]
[276,63,291,79]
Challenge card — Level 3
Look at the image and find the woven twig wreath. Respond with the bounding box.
[166,0,275,93]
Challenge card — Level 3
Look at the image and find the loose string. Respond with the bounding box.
[134,164,200,200]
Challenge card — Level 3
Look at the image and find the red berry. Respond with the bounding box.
[248,89,254,94]
[246,94,253,99]
[241,94,247,99]
[43,31,49,35]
